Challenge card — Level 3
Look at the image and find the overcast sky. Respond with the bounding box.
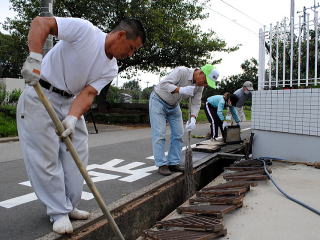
[0,0,317,88]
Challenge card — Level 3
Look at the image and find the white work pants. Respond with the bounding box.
[16,86,88,221]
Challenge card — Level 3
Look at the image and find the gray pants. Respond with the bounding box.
[228,106,246,124]
[17,86,88,221]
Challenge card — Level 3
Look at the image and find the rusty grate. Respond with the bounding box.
[232,159,272,167]
[224,166,272,172]
[224,174,269,181]
[155,215,223,232]
[190,195,243,205]
[177,204,241,217]
[196,187,248,196]
[202,181,257,191]
[223,169,267,178]
[143,229,227,240]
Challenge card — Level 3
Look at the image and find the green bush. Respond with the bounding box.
[0,105,17,118]
[95,113,149,124]
[0,85,6,105]
[105,86,121,104]
[0,112,17,137]
[8,89,22,105]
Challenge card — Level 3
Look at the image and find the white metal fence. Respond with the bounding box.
[258,9,320,90]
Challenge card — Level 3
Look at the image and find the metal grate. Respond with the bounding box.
[177,204,241,218]
[155,215,223,232]
[144,229,227,240]
[190,195,243,205]
[202,180,257,190]
[197,187,248,196]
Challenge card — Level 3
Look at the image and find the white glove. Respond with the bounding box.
[225,115,231,121]
[21,52,42,86]
[179,86,195,96]
[186,117,196,131]
[61,115,78,139]
[222,121,228,129]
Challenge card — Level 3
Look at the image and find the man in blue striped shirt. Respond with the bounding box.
[205,93,240,140]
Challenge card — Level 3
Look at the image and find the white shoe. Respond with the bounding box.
[69,208,90,220]
[52,215,73,234]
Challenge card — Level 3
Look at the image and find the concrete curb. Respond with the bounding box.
[0,136,19,143]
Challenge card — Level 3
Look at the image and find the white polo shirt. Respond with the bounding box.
[41,17,118,95]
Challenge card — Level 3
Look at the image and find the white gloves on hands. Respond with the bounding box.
[61,115,78,139]
[222,121,228,129]
[186,117,196,132]
[21,52,42,86]
[225,115,231,121]
[179,86,195,96]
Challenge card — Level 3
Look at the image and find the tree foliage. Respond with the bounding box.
[0,32,27,77]
[2,0,240,112]
[1,0,238,78]
[122,80,141,91]
[202,58,258,100]
[141,86,154,99]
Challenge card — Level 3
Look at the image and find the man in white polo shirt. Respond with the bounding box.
[17,16,145,234]
[149,64,219,176]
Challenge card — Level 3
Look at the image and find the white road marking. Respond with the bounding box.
[146,144,197,160]
[87,171,121,183]
[19,181,31,187]
[1,159,158,208]
[1,130,253,209]
[81,191,94,200]
[0,193,37,208]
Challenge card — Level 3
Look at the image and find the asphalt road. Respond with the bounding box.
[0,122,251,240]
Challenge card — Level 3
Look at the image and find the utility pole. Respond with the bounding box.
[40,0,54,55]
[290,0,295,84]
[303,6,307,40]
[298,2,320,41]
[146,81,149,88]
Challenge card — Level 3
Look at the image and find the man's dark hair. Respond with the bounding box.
[112,19,146,44]
[229,94,239,107]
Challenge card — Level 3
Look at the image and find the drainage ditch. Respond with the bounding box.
[46,144,244,240]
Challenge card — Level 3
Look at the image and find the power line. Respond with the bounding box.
[206,5,258,36]
[219,0,264,26]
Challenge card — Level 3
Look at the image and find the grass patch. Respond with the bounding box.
[182,108,251,123]
[0,112,17,137]
[244,110,251,121]
[182,109,208,123]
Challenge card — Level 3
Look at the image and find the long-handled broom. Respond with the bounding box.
[33,83,125,240]
[184,97,195,199]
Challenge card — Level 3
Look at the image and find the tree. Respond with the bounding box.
[141,86,154,100]
[0,32,27,77]
[2,0,238,110]
[105,85,121,104]
[122,80,141,91]
[202,58,258,100]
